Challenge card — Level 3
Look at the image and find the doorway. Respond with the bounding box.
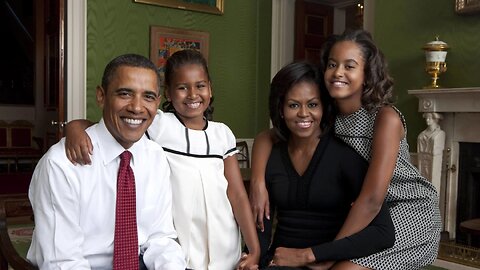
[0,0,65,146]
[270,0,369,78]
[294,0,333,65]
[0,0,65,194]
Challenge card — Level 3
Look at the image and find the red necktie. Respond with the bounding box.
[113,151,139,270]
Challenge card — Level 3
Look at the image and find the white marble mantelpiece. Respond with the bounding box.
[408,87,480,113]
[408,87,480,239]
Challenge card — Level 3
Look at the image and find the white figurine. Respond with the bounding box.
[417,112,445,193]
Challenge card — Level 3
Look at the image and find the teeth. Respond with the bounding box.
[187,102,201,109]
[124,118,142,125]
[297,121,312,128]
[332,81,347,87]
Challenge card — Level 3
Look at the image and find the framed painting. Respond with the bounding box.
[455,0,480,14]
[134,0,224,15]
[150,26,209,88]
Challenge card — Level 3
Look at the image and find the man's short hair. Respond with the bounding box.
[101,54,161,91]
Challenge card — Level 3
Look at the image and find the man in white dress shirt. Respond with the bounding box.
[27,54,186,269]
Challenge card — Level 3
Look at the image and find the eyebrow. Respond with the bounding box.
[345,59,360,65]
[328,57,360,65]
[115,88,158,96]
[175,80,208,85]
[115,87,133,93]
[144,89,159,97]
[286,97,320,103]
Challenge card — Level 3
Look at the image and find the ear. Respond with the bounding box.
[208,82,213,98]
[96,86,105,108]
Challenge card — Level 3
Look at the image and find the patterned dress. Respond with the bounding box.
[335,107,442,270]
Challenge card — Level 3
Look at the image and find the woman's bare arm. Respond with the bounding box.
[249,129,276,231]
[64,119,94,165]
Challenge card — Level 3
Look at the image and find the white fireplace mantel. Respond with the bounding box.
[408,87,480,239]
[408,87,480,113]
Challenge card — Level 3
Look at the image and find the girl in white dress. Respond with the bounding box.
[64,50,260,270]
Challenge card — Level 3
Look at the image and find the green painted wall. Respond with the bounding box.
[86,0,272,138]
[374,0,480,150]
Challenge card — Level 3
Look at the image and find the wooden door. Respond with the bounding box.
[294,0,333,66]
[40,0,65,149]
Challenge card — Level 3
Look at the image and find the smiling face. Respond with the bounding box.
[97,66,160,149]
[324,41,365,110]
[282,80,323,140]
[165,63,212,129]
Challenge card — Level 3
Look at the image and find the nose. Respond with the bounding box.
[128,95,144,113]
[333,66,343,78]
[298,105,308,117]
[187,87,198,99]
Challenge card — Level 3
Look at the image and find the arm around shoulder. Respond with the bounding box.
[249,129,276,230]
[64,119,95,165]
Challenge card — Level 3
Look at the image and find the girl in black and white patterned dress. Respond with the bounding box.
[250,29,441,270]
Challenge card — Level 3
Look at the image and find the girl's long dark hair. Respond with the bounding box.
[320,29,394,111]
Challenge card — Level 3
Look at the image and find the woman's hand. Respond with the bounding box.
[249,129,275,231]
[249,178,270,231]
[270,247,315,268]
[236,252,259,270]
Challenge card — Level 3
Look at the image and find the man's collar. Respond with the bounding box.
[93,119,145,166]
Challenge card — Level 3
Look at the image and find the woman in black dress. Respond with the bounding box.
[258,61,394,270]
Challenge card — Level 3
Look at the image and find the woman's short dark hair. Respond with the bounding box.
[162,49,214,120]
[269,61,334,141]
[320,29,394,111]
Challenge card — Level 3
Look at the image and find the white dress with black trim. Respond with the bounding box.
[148,110,241,270]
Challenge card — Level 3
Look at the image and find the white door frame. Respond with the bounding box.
[66,0,86,120]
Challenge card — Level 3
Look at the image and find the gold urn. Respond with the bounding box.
[422,36,449,89]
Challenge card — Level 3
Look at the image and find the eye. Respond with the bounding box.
[197,83,206,89]
[288,103,299,109]
[176,85,187,91]
[144,93,158,101]
[308,102,318,108]
[345,65,355,70]
[326,62,336,69]
[117,90,132,97]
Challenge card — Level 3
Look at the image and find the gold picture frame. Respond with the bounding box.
[134,0,224,15]
[455,0,480,14]
[150,26,209,88]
